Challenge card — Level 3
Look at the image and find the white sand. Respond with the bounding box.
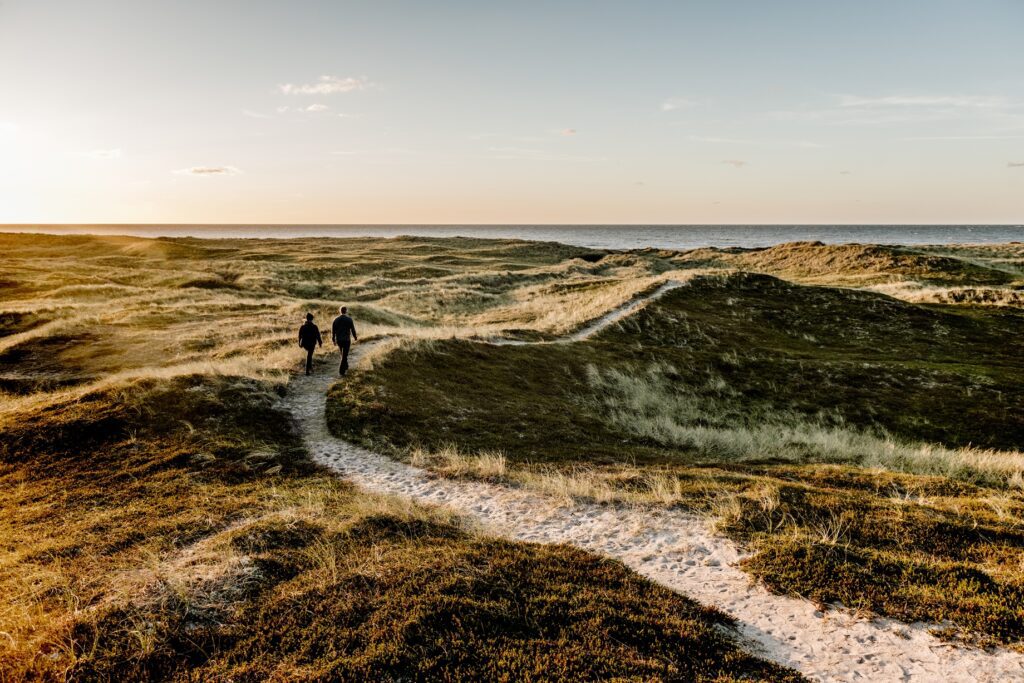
[282,286,1024,683]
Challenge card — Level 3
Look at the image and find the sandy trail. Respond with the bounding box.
[282,285,1024,683]
[488,280,687,346]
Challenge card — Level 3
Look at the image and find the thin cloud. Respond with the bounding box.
[561,128,577,136]
[1009,162,1024,168]
[661,98,699,112]
[721,159,748,168]
[242,109,271,119]
[173,166,242,176]
[772,94,1024,127]
[0,120,17,138]
[839,170,852,175]
[279,75,370,95]
[903,134,1024,141]
[275,104,345,116]
[770,107,930,126]
[838,94,1008,109]
[88,148,122,159]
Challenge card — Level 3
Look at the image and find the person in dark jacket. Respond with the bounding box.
[298,312,323,375]
[331,306,358,376]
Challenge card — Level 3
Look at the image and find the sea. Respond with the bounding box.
[3,224,1022,251]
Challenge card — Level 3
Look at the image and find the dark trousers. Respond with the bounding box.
[304,347,314,374]
[338,339,351,375]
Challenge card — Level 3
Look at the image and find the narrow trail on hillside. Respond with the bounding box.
[282,283,1024,683]
[489,280,686,346]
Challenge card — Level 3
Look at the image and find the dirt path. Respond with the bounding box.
[282,286,1024,683]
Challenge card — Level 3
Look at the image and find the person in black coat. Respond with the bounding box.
[298,312,323,375]
[331,306,358,376]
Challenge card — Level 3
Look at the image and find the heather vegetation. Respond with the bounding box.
[1,374,795,682]
[1,233,803,682]
[329,270,1024,645]
[5,231,1024,679]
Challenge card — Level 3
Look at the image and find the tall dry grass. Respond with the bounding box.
[517,466,695,506]
[588,363,1024,489]
[405,444,716,507]
[1,233,682,415]
[409,444,509,480]
[868,282,1024,307]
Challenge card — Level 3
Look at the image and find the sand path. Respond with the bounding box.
[282,284,1024,682]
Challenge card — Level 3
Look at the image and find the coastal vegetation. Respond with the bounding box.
[1,233,802,681]
[2,373,796,681]
[4,231,1024,679]
[327,269,1024,646]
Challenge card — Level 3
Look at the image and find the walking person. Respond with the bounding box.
[297,312,323,375]
[331,305,358,376]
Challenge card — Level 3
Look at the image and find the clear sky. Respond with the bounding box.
[1,0,1022,224]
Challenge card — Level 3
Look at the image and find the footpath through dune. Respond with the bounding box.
[282,282,1024,683]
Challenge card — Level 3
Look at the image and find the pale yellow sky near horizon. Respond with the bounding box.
[1,1,1023,224]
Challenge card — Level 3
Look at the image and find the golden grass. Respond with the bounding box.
[1,372,791,681]
[5,231,1024,667]
[518,466,693,506]
[675,241,1021,289]
[0,234,681,407]
[590,363,1024,489]
[409,444,509,480]
[0,372,475,680]
[868,281,1024,307]
[474,273,672,335]
[6,233,774,680]
[404,444,719,507]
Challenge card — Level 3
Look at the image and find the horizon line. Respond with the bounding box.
[2,223,1023,228]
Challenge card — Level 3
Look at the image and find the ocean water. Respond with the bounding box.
[4,224,1022,251]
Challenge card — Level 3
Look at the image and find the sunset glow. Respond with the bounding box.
[1,0,1022,224]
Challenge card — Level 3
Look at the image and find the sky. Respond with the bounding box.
[0,0,1022,224]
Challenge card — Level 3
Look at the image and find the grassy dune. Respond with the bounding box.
[333,273,1024,458]
[1,375,796,681]
[2,233,804,681]
[0,233,673,401]
[329,271,1024,645]
[5,232,1024,677]
[672,240,1024,307]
